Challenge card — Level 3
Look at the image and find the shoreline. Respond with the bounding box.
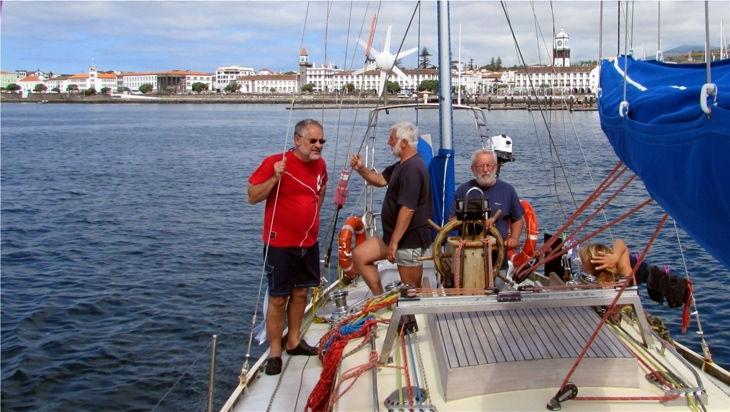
[0,93,597,111]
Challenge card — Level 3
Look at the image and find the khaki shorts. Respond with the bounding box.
[395,247,427,267]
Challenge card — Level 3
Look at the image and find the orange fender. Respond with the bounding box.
[507,200,539,268]
[338,216,366,279]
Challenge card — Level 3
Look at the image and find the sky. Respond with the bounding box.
[2,0,729,75]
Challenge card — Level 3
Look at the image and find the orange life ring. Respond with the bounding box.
[507,199,539,268]
[338,216,366,279]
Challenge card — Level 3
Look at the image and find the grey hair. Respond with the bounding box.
[294,118,323,138]
[470,148,497,165]
[390,121,419,148]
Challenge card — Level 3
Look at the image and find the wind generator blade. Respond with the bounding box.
[391,66,410,81]
[358,39,380,61]
[353,63,377,76]
[396,47,419,60]
[383,26,392,57]
[377,71,388,97]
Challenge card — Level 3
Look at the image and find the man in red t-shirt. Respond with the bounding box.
[248,119,328,375]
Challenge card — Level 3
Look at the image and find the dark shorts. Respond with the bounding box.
[264,243,320,297]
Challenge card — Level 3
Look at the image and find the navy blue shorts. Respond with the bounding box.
[264,243,320,297]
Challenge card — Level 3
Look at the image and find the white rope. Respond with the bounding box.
[242,1,312,375]
[701,0,717,115]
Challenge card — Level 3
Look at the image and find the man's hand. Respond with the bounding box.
[273,157,286,180]
[350,154,364,172]
[386,242,398,263]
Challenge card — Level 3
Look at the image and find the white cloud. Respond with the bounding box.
[2,0,728,73]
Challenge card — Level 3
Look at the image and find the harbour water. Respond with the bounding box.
[2,103,728,410]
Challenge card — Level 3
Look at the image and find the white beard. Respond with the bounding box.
[475,173,496,187]
[391,143,401,157]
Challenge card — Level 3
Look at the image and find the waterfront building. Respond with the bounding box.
[1,71,17,89]
[553,29,571,67]
[66,66,117,92]
[238,74,298,94]
[510,65,597,95]
[121,70,212,93]
[302,65,439,94]
[298,48,312,91]
[17,73,45,94]
[183,72,214,93]
[121,72,159,92]
[215,65,255,91]
[45,75,71,92]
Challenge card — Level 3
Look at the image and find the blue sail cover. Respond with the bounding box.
[429,148,455,227]
[599,56,730,269]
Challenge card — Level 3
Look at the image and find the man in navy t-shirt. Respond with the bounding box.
[454,149,524,248]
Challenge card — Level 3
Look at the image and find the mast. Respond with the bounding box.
[437,0,454,150]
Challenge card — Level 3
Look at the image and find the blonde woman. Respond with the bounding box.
[579,239,633,284]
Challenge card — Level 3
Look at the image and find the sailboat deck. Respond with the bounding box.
[434,307,633,366]
[429,306,640,400]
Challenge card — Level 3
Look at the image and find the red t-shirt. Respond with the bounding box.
[249,151,328,247]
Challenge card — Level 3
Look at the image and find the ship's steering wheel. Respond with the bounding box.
[431,218,505,288]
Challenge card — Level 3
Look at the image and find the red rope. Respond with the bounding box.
[514,163,629,279]
[400,325,414,407]
[575,394,680,402]
[306,319,379,411]
[554,213,669,394]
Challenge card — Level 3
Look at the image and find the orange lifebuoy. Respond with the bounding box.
[507,199,539,268]
[338,216,366,279]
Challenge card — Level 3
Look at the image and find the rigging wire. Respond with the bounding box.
[152,339,213,411]
[241,0,312,376]
[500,1,579,213]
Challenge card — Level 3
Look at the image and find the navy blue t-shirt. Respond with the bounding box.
[453,179,524,239]
[381,155,433,249]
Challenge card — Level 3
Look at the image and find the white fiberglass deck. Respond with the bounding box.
[429,306,639,400]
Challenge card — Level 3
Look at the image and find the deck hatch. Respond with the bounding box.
[428,306,640,400]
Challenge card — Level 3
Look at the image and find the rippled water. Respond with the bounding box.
[2,104,728,410]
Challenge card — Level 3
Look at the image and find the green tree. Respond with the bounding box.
[224,81,241,93]
[344,83,355,94]
[164,85,176,95]
[419,47,432,69]
[301,83,315,93]
[51,87,60,93]
[269,87,277,93]
[84,87,97,96]
[33,83,47,92]
[100,87,111,95]
[66,84,79,93]
[418,79,439,93]
[496,56,503,70]
[386,81,401,94]
[6,83,21,93]
[191,82,208,93]
[139,83,154,94]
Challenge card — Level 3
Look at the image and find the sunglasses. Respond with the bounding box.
[308,138,326,145]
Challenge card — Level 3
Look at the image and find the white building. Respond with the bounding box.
[303,65,439,94]
[238,74,298,94]
[121,72,159,92]
[510,65,595,95]
[553,29,571,67]
[183,72,214,92]
[17,73,45,93]
[215,65,255,90]
[65,67,117,92]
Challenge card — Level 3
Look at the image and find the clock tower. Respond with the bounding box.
[553,29,570,67]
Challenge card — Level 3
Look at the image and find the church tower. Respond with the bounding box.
[553,29,570,67]
[298,48,312,92]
